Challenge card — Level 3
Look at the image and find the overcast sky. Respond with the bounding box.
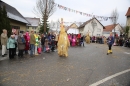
[2,0,130,26]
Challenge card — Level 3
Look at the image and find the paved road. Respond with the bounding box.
[0,43,130,86]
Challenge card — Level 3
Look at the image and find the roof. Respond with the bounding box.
[69,23,78,28]
[78,17,105,29]
[104,24,118,31]
[0,1,28,24]
[125,7,130,16]
[25,17,40,26]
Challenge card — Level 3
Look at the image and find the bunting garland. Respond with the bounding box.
[55,3,115,21]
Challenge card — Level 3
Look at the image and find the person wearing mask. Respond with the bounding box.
[7,34,16,59]
[58,18,70,57]
[30,31,36,57]
[107,32,114,55]
[1,29,8,57]
[17,32,25,57]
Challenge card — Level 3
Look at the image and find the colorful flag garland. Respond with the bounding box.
[55,3,114,21]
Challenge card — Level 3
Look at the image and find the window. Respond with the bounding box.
[11,26,20,29]
[97,29,101,32]
[27,26,29,29]
[32,26,37,29]
[97,34,100,36]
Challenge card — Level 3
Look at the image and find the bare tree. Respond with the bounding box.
[110,9,119,37]
[34,0,56,33]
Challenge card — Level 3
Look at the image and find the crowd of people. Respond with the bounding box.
[1,28,130,59]
[0,29,86,59]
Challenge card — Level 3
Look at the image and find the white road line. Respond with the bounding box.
[124,52,130,54]
[89,68,130,86]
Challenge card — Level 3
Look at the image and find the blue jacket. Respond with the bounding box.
[107,36,114,45]
[7,37,16,49]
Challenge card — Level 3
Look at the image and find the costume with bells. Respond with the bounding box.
[58,18,70,57]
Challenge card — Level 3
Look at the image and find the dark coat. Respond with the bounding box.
[17,36,25,50]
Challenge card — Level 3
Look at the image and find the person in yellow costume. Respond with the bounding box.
[58,18,70,57]
[85,30,90,44]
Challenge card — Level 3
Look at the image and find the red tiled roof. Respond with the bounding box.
[126,7,130,16]
[104,24,117,31]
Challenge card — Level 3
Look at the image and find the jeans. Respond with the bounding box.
[42,45,46,52]
[35,45,38,54]
[30,44,35,56]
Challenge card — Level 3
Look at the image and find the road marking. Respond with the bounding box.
[89,68,130,86]
[124,52,130,54]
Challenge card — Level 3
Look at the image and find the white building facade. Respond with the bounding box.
[78,18,105,36]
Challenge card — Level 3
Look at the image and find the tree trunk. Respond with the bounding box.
[43,0,48,33]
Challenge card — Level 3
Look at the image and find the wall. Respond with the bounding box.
[127,17,130,37]
[67,28,79,34]
[27,26,40,33]
[10,19,27,31]
[126,17,130,26]
[83,19,103,36]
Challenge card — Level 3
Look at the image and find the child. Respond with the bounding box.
[51,38,55,52]
[44,39,50,53]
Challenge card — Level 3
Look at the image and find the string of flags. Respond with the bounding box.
[53,3,115,21]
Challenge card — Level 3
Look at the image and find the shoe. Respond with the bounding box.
[35,54,39,55]
[2,55,5,57]
[4,54,7,55]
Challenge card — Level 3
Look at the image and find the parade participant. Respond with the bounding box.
[34,32,39,55]
[30,30,36,57]
[24,31,30,54]
[44,39,50,52]
[17,32,25,57]
[1,29,8,57]
[107,32,114,55]
[57,18,70,57]
[73,34,77,46]
[7,33,16,59]
[85,30,90,44]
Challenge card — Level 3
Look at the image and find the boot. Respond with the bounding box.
[107,50,110,55]
[110,50,112,54]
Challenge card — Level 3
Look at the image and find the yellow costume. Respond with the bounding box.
[58,18,70,57]
[85,32,90,44]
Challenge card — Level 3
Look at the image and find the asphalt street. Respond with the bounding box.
[0,43,130,86]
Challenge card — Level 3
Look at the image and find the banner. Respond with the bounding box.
[55,3,114,21]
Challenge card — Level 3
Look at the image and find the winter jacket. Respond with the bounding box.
[1,33,8,45]
[107,36,114,45]
[7,37,16,49]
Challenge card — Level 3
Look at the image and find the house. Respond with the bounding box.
[0,0,29,34]
[25,17,40,33]
[67,23,79,34]
[103,24,123,38]
[78,17,105,36]
[125,7,130,37]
